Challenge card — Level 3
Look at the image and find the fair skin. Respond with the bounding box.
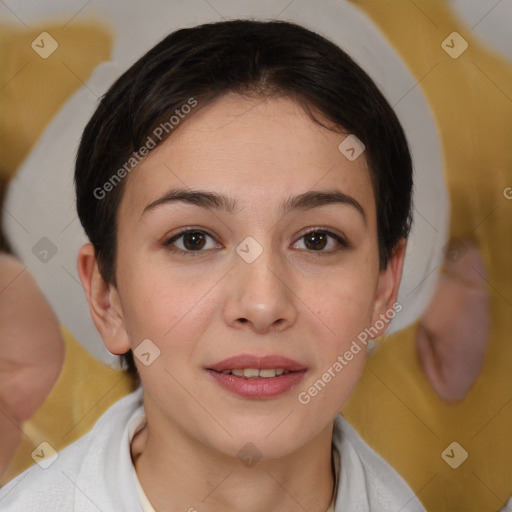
[0,253,64,479]
[78,93,405,511]
[417,240,490,401]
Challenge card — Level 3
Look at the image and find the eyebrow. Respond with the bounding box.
[142,187,366,224]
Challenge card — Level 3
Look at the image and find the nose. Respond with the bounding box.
[223,248,298,334]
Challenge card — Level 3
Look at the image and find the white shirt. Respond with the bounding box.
[0,386,427,511]
[128,413,339,512]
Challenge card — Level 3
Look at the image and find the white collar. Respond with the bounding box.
[126,412,339,511]
[127,413,156,512]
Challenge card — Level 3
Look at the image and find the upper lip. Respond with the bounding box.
[207,354,307,372]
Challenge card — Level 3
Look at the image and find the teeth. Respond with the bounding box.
[259,369,277,378]
[221,368,290,378]
[244,368,260,378]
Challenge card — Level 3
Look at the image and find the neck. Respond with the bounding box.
[131,398,336,511]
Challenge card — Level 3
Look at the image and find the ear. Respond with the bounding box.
[76,243,131,355]
[369,238,407,338]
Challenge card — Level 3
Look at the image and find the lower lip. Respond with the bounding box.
[207,370,307,399]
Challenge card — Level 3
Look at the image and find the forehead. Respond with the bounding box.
[120,93,375,221]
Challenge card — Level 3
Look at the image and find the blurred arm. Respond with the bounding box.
[0,253,64,478]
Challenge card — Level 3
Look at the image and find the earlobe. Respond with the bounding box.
[370,239,407,337]
[76,243,131,355]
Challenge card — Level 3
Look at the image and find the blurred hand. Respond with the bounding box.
[416,240,490,402]
[0,253,64,478]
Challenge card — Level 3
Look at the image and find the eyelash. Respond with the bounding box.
[163,227,348,257]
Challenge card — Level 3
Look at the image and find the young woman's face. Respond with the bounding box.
[111,93,401,459]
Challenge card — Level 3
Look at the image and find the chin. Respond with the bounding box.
[207,415,319,462]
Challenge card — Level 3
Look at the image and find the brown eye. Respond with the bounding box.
[304,231,328,251]
[182,231,207,250]
[164,229,219,254]
[293,229,347,252]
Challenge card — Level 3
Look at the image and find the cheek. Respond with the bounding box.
[118,260,216,350]
[297,275,374,412]
[310,266,378,346]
